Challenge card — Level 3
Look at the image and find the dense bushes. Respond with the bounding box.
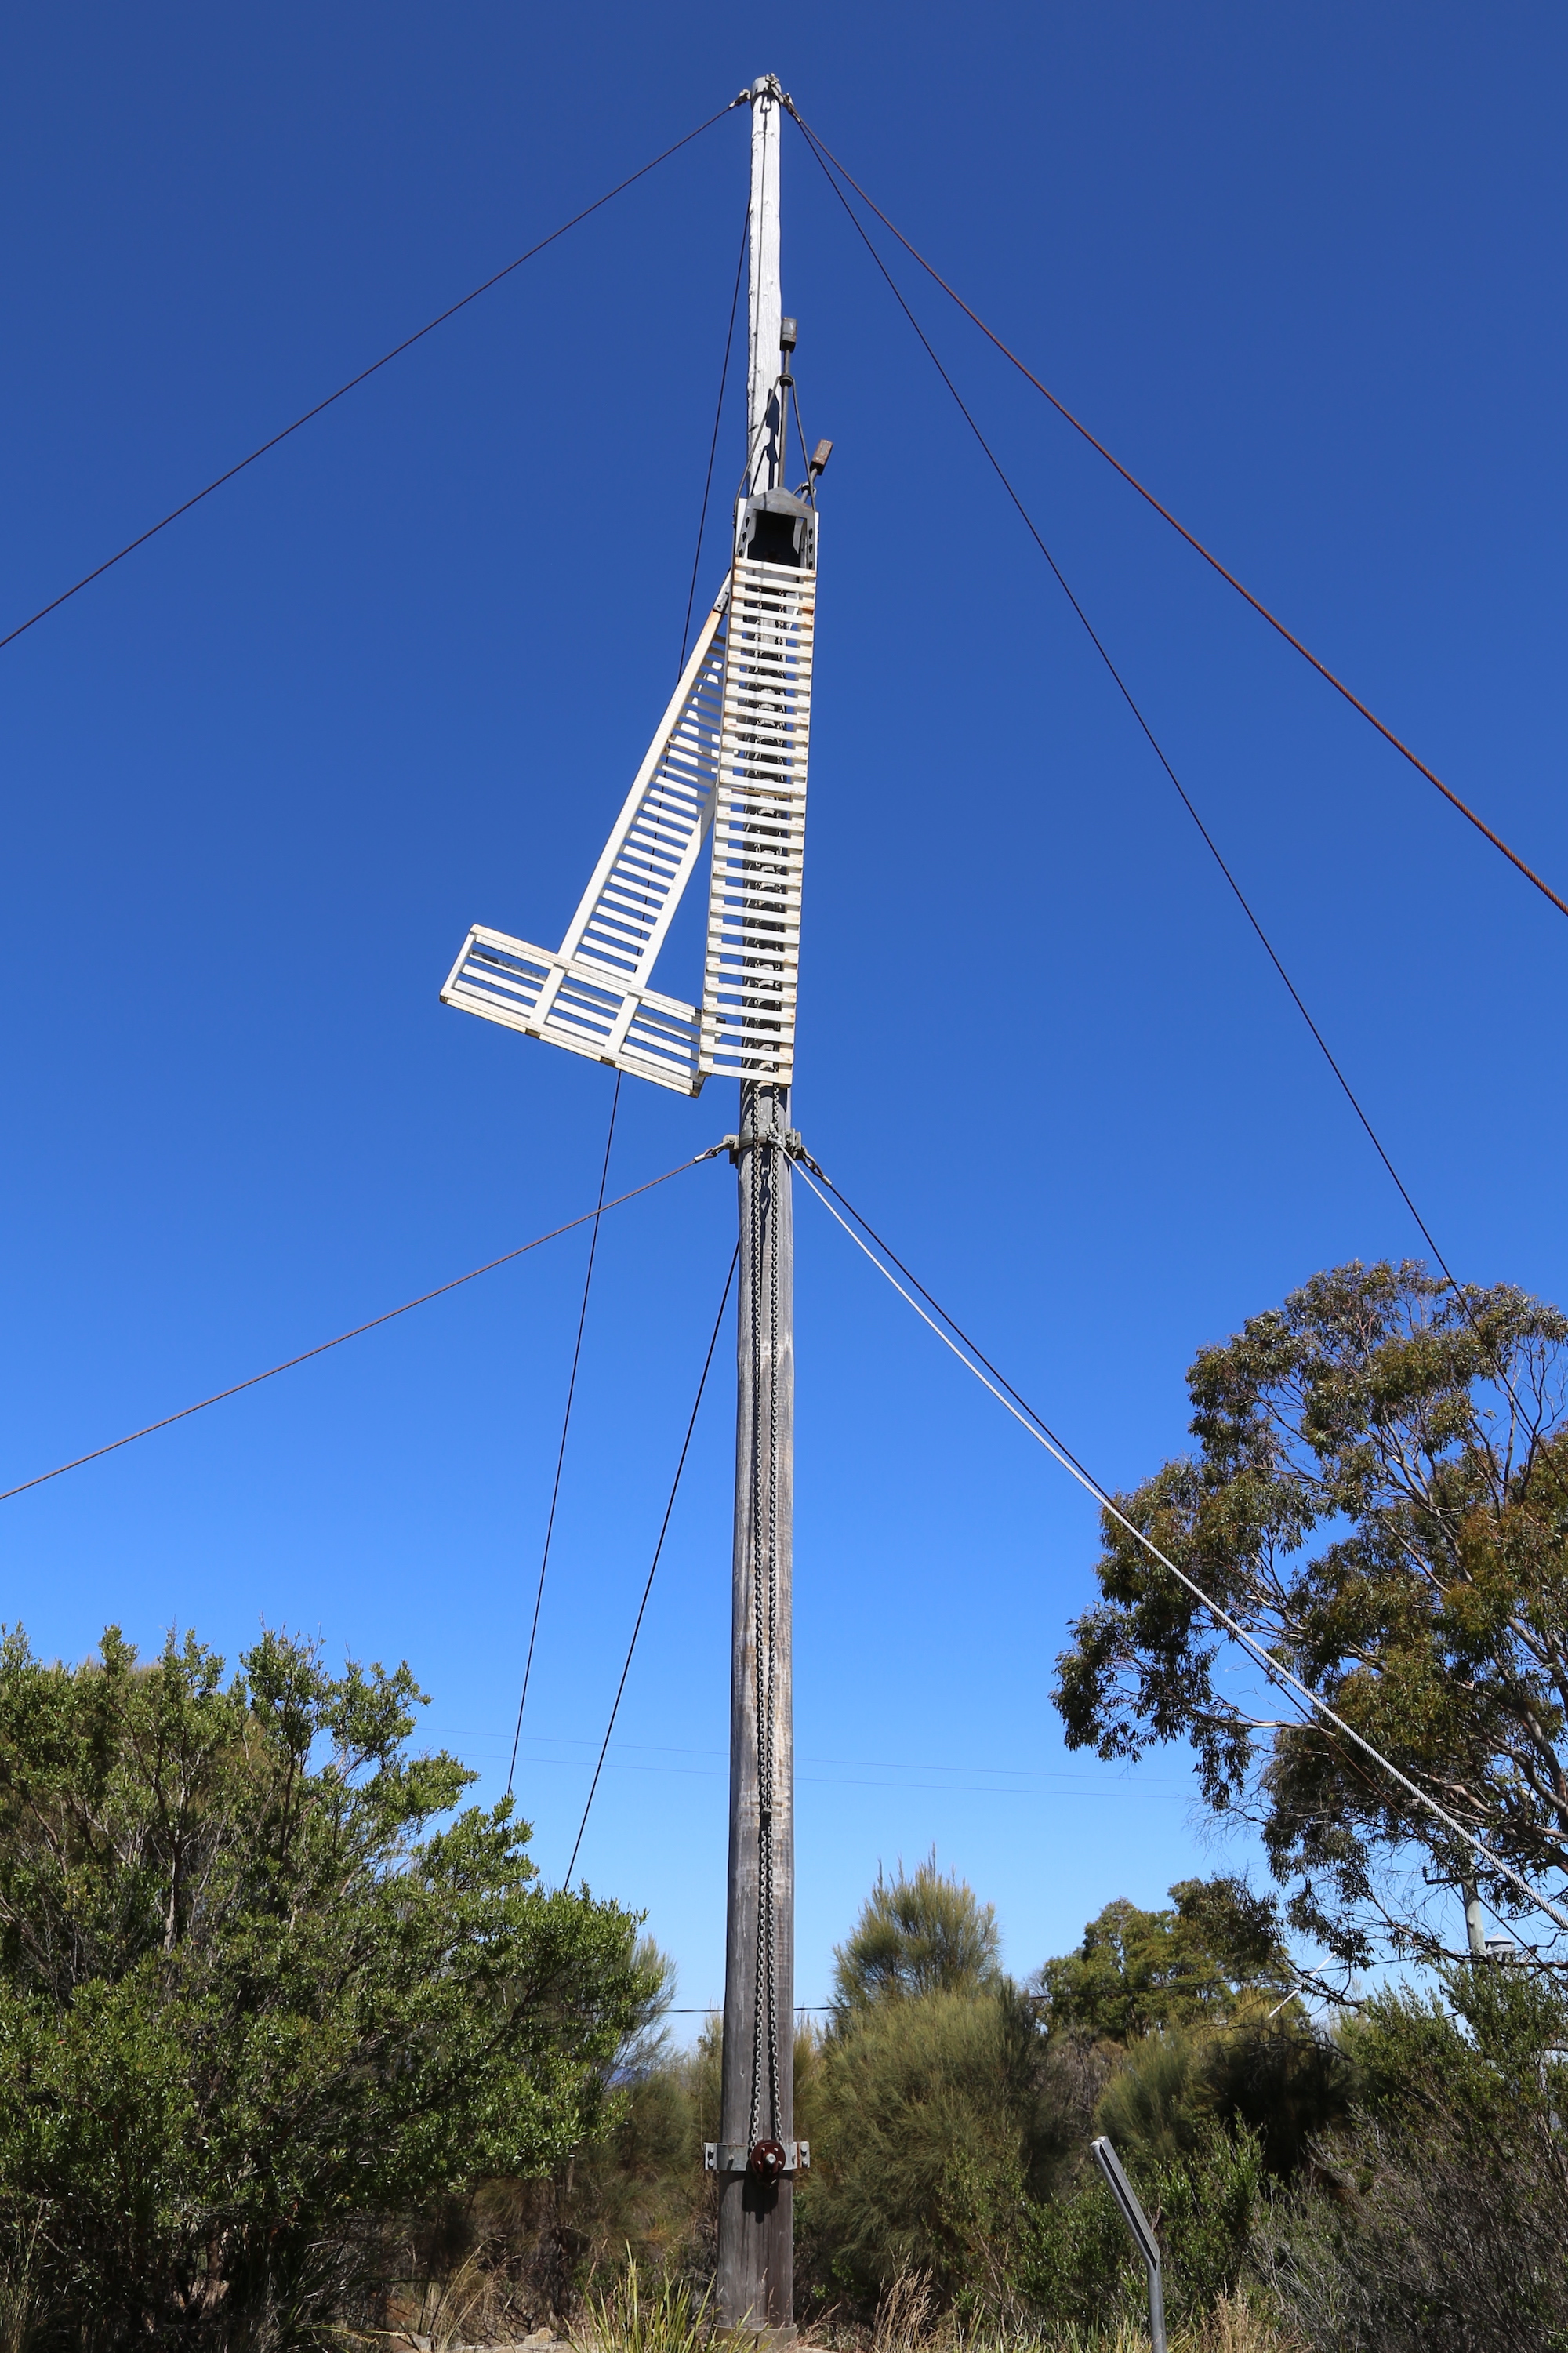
[5,1621,1563,2352]
[1254,1963,1568,2351]
[0,1625,652,2348]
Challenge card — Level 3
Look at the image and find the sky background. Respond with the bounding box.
[2,1,1565,2020]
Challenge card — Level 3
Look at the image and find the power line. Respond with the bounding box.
[784,103,1568,929]
[793,1160,1568,1944]
[564,1244,739,1885]
[0,1148,722,1507]
[1,98,744,658]
[506,1073,622,1794]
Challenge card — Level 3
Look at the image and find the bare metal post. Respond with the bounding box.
[1091,2136,1167,2353]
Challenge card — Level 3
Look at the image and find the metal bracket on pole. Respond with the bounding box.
[720,1129,808,1165]
[1090,2136,1167,2353]
[705,2142,811,2176]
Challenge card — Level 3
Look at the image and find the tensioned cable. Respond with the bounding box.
[512,216,750,1792]
[802,157,1568,1946]
[0,1148,722,1506]
[506,1072,623,1795]
[798,135,1563,1481]
[791,1163,1538,1965]
[798,138,1470,1288]
[0,98,746,658]
[677,205,749,673]
[792,1159,1568,1941]
[784,104,1568,928]
[564,1244,739,1883]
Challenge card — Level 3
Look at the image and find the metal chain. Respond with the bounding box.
[764,1106,782,2137]
[746,1106,768,2150]
[743,1096,784,2151]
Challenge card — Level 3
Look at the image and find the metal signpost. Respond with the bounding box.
[1091,2135,1168,2353]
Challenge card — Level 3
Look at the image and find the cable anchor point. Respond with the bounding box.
[719,1129,819,1171]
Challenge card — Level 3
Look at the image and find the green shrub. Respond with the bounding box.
[0,1624,652,2347]
[1016,2122,1266,2329]
[801,1984,1046,2308]
[1252,1963,1568,2352]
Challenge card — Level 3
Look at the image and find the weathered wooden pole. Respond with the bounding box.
[716,71,797,2340]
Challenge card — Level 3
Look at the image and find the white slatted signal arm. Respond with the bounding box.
[441,590,731,1095]
[699,541,816,1085]
[441,499,818,1099]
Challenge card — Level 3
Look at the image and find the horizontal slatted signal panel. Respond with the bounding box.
[699,554,817,1084]
[441,927,702,1094]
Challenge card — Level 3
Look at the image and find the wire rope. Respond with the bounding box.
[797,131,1565,1491]
[506,1072,623,1793]
[0,1147,722,1507]
[564,1244,739,1883]
[519,216,746,1790]
[783,103,1568,928]
[1,98,745,658]
[792,1158,1568,1943]
[677,205,749,673]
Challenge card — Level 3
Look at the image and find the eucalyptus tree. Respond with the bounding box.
[1053,1261,1568,1977]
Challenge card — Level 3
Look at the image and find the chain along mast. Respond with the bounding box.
[438,71,822,2337]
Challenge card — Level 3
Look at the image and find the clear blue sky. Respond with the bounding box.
[2,2,1564,2016]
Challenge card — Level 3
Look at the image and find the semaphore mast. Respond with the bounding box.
[439,69,823,2335]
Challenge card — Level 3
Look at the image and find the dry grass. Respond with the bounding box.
[571,2256,755,2353]
[807,2274,1298,2353]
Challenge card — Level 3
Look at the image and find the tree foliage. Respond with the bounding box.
[1038,1878,1295,2043]
[0,1624,653,2347]
[1052,1261,1568,1970]
[828,1852,1001,2021]
[800,1858,1057,2308]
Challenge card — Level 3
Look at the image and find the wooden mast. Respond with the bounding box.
[716,71,797,2340]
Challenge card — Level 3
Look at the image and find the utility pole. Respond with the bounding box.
[1464,1881,1487,1960]
[716,74,798,2340]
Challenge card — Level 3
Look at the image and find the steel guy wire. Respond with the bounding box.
[795,129,1563,1501]
[797,1163,1551,1970]
[2,97,746,658]
[791,1158,1568,1942]
[0,1149,725,1507]
[564,1244,739,1885]
[506,1071,623,1796]
[677,203,750,674]
[783,102,1568,929]
[524,228,746,1795]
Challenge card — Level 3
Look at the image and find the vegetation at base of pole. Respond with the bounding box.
[5,1255,1568,2350]
[0,1623,654,2348]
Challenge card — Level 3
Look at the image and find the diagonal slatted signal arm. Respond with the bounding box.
[441,532,818,1098]
[441,588,730,1095]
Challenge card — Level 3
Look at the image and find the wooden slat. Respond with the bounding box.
[699,550,816,1085]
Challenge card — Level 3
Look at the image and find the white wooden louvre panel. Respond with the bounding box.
[699,552,817,1084]
[440,592,730,1095]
